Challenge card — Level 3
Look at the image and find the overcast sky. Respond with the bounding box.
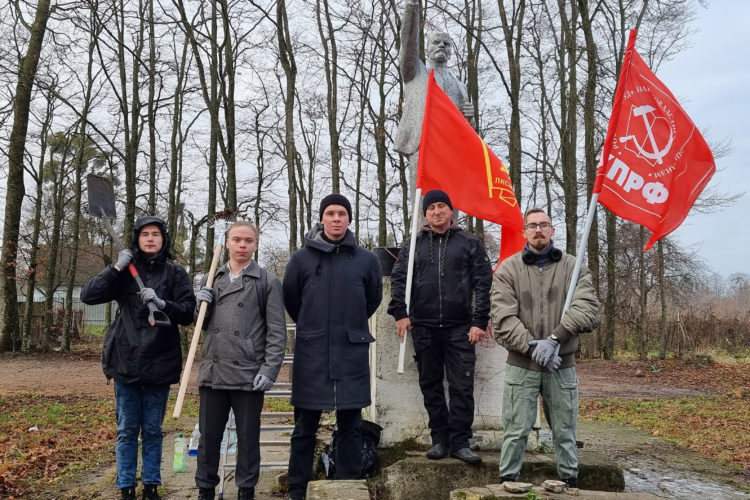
[658,2,750,278]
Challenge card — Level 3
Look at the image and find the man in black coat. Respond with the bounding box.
[283,194,382,500]
[81,216,196,500]
[388,190,492,464]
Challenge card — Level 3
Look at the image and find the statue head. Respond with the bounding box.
[426,32,452,67]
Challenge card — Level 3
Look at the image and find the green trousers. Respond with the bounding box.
[499,364,579,481]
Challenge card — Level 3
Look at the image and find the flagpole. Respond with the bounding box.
[562,193,599,316]
[397,187,422,373]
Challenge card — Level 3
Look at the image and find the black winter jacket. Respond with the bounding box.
[283,225,382,410]
[388,223,492,329]
[81,222,195,385]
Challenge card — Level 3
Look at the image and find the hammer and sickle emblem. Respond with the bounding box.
[620,105,674,165]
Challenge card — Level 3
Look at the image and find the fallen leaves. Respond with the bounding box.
[0,393,115,497]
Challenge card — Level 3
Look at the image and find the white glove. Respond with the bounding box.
[252,374,273,392]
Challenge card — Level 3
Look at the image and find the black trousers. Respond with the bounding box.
[287,407,362,500]
[195,387,264,489]
[412,324,476,452]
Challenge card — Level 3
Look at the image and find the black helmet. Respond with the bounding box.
[131,215,172,260]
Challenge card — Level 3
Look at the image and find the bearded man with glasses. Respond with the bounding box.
[490,208,600,488]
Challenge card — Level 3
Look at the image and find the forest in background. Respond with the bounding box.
[0,0,747,361]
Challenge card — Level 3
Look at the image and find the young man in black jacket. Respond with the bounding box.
[81,216,195,500]
[283,194,382,500]
[388,190,492,464]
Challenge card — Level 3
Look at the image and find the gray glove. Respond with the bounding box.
[114,249,133,270]
[196,286,214,304]
[528,337,560,367]
[138,288,166,310]
[252,374,273,392]
[547,355,563,372]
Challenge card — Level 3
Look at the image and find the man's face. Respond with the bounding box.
[425,202,453,233]
[524,212,555,252]
[321,204,350,240]
[226,225,258,267]
[138,224,164,256]
[427,34,452,65]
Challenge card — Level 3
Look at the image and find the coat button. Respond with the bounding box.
[213,356,218,362]
[234,331,239,336]
[233,360,239,365]
[214,328,219,333]
[238,302,244,307]
[244,276,250,282]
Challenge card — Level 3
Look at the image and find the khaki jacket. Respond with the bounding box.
[491,249,600,370]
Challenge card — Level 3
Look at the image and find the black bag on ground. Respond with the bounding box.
[320,419,383,479]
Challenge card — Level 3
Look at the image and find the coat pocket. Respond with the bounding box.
[346,329,375,344]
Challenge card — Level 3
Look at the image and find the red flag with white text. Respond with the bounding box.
[417,71,525,262]
[594,30,715,250]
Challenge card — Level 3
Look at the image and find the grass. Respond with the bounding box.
[0,393,116,497]
[580,393,750,470]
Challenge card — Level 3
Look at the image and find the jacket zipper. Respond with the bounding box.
[438,235,443,327]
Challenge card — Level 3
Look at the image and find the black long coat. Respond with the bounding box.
[283,225,382,410]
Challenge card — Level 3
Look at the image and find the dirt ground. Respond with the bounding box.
[0,350,732,399]
[1,349,749,499]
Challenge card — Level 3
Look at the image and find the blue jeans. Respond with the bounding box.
[114,380,170,489]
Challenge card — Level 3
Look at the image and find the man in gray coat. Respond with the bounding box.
[194,221,287,500]
[491,208,599,488]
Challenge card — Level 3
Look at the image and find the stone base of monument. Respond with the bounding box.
[449,484,662,499]
[372,450,625,500]
[306,479,370,500]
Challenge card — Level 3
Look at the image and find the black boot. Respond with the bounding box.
[564,477,578,488]
[198,487,215,500]
[142,484,160,500]
[120,487,136,500]
[238,486,255,500]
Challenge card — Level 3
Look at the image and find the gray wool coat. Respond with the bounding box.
[196,261,287,391]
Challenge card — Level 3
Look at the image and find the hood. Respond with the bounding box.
[419,220,461,235]
[304,223,356,254]
[131,215,173,261]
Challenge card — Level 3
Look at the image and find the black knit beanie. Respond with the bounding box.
[422,190,453,215]
[319,193,352,221]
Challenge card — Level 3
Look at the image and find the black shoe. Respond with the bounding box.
[238,486,254,500]
[120,487,136,500]
[450,447,482,464]
[198,487,215,500]
[499,476,516,483]
[425,443,449,459]
[564,477,578,488]
[142,485,160,500]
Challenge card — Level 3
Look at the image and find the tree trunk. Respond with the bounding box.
[604,211,616,359]
[0,0,52,351]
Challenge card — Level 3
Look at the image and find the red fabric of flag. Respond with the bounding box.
[594,30,715,250]
[417,71,525,262]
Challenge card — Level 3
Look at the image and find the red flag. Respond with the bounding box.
[594,30,715,250]
[417,71,525,262]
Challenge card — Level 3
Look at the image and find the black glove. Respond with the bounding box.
[528,337,560,368]
[138,288,166,310]
[114,249,132,271]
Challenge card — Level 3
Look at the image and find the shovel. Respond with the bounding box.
[86,174,171,328]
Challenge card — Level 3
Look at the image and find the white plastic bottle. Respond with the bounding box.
[173,433,187,472]
[188,423,200,457]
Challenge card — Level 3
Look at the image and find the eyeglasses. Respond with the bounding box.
[525,222,551,231]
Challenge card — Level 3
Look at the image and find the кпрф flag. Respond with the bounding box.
[594,30,715,250]
[417,70,525,262]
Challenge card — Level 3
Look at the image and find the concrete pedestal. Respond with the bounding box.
[368,277,538,450]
